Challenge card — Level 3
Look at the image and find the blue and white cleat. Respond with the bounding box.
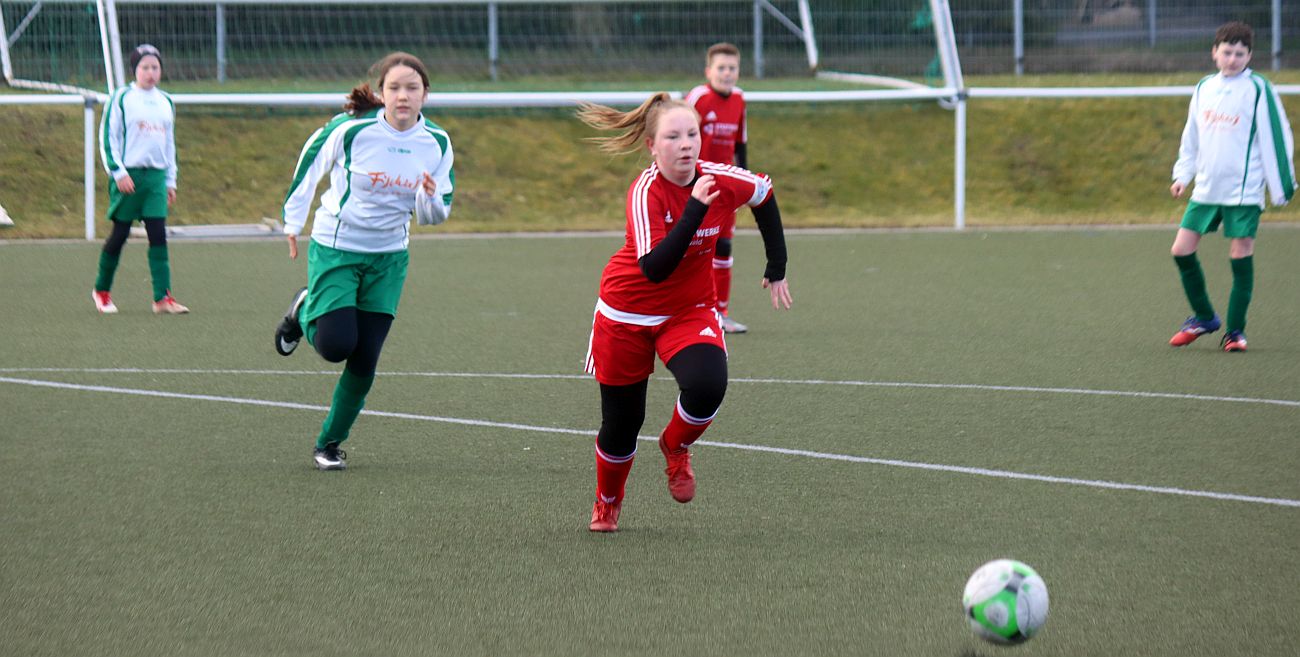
[1169,314,1221,347]
[1221,330,1247,352]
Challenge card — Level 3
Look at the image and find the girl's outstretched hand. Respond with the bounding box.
[762,277,792,310]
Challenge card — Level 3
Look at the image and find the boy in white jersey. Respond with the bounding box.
[1168,22,1295,352]
[273,52,454,471]
[92,44,188,315]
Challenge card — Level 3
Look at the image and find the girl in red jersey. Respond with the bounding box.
[576,92,793,532]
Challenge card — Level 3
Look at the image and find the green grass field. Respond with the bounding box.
[2,228,1297,656]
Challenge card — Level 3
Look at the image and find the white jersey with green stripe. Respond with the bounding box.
[98,83,177,187]
[282,108,455,253]
[1173,69,1296,208]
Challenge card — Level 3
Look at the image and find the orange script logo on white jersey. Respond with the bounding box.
[1201,109,1242,129]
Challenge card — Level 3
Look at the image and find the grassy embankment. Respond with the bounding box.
[2,73,1298,238]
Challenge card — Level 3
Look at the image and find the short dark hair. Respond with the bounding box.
[129,44,162,71]
[1214,22,1253,51]
[706,42,740,65]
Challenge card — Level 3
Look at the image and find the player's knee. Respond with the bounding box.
[143,219,167,247]
[599,418,643,453]
[314,344,351,363]
[598,411,644,456]
[1229,239,1255,259]
[669,344,728,417]
[680,374,727,419]
[714,238,732,259]
[103,222,131,256]
[597,381,648,455]
[313,333,355,363]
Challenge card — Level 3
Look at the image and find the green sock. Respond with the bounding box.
[1173,253,1215,321]
[94,251,121,292]
[147,245,171,301]
[1226,256,1254,333]
[316,369,375,449]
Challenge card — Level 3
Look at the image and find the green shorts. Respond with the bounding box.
[302,241,409,342]
[1179,201,1261,239]
[107,167,169,223]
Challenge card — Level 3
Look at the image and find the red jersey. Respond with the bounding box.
[598,161,772,319]
[686,84,747,165]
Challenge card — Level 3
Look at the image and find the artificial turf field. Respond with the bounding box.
[1,227,1297,657]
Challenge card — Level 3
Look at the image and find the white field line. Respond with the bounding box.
[2,367,1299,409]
[1,375,1297,509]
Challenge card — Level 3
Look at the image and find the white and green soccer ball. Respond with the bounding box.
[962,559,1049,645]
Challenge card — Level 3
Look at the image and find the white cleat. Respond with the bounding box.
[152,293,190,315]
[92,289,118,314]
[720,316,748,334]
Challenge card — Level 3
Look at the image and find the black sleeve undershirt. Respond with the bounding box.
[752,192,787,282]
[734,142,748,171]
[638,196,710,283]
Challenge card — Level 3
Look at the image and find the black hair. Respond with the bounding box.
[129,44,162,71]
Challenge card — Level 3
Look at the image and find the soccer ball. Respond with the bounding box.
[962,559,1049,644]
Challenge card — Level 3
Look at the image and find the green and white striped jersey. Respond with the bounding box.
[1173,69,1295,208]
[282,108,455,253]
[98,83,177,188]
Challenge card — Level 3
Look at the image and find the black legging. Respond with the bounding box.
[312,307,394,377]
[714,237,732,259]
[596,343,728,457]
[102,218,166,255]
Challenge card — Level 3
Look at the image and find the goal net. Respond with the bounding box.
[1,0,115,94]
[4,0,839,92]
[814,0,963,93]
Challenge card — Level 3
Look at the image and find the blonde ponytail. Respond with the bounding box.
[576,92,696,154]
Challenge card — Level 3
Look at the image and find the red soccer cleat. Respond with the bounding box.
[659,435,696,503]
[589,498,621,532]
[1221,331,1247,352]
[1169,315,1221,346]
[91,289,118,314]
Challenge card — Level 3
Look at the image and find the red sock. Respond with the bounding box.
[661,398,715,452]
[712,257,733,315]
[595,443,635,504]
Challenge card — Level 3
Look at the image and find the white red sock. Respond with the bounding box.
[595,443,635,504]
[713,257,733,316]
[660,397,716,452]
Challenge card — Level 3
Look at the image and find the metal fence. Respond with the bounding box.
[1,0,1295,90]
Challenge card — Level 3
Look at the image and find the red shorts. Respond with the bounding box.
[584,304,727,386]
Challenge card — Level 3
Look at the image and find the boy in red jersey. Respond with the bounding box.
[576,93,793,532]
[686,42,749,334]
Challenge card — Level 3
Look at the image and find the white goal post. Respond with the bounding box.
[0,0,121,94]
